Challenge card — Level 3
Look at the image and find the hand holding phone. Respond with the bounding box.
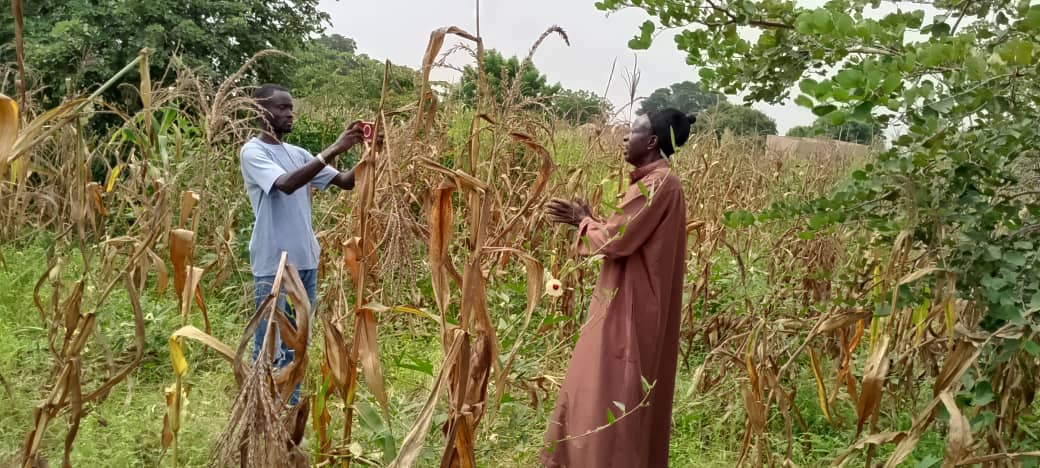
[360,121,375,142]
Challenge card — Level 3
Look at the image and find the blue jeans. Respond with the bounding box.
[252,269,318,405]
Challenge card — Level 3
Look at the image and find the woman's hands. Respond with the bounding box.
[546,198,593,227]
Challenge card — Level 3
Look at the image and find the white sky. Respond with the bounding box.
[319,0,933,133]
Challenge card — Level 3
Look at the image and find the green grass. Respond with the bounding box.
[0,238,950,467]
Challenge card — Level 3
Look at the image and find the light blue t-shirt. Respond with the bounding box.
[240,137,339,276]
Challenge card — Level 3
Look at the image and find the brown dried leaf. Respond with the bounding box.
[940,391,973,467]
[357,307,390,422]
[62,359,83,468]
[856,335,889,436]
[0,94,17,163]
[897,266,943,286]
[808,347,831,423]
[146,248,169,296]
[179,191,199,229]
[490,133,554,244]
[161,384,186,450]
[818,309,870,334]
[416,27,479,136]
[170,325,236,363]
[934,340,979,397]
[180,266,205,324]
[61,281,85,340]
[742,383,767,435]
[320,315,354,399]
[428,184,455,319]
[342,237,363,286]
[86,182,106,216]
[169,228,194,302]
[829,431,907,467]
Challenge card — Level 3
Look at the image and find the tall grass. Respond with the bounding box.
[1,16,998,468]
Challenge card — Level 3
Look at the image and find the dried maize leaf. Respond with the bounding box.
[940,391,973,466]
[179,191,199,229]
[357,306,390,422]
[429,184,455,319]
[320,315,354,399]
[809,347,832,423]
[169,228,194,302]
[170,325,235,363]
[856,335,889,436]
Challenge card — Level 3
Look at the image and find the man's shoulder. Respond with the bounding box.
[281,142,312,157]
[240,138,267,156]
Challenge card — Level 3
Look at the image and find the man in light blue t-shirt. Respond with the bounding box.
[241,83,366,404]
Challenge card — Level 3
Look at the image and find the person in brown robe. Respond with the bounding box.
[542,108,695,467]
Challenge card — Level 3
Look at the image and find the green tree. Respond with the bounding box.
[602,0,1040,458]
[1,0,328,106]
[552,89,612,125]
[696,102,776,137]
[456,50,559,105]
[787,118,882,145]
[785,125,816,139]
[455,49,607,124]
[286,34,417,112]
[638,80,723,116]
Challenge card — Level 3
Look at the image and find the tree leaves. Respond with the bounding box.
[629,20,656,50]
[2,0,330,107]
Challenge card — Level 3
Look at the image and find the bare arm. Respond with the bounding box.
[272,157,331,194]
[272,121,363,194]
[329,167,355,190]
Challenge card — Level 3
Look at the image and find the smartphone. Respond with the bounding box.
[360,121,375,142]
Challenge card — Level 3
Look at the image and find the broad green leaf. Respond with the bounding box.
[812,9,833,33]
[972,381,995,406]
[882,72,902,94]
[964,55,987,80]
[629,21,656,50]
[834,13,854,36]
[1023,5,1040,31]
[1005,251,1027,267]
[999,38,1034,66]
[812,104,837,116]
[825,110,847,126]
[1021,340,1040,357]
[723,210,756,228]
[914,455,941,468]
[835,69,863,89]
[808,212,829,230]
[799,78,819,96]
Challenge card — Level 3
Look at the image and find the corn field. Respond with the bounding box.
[1,16,1039,468]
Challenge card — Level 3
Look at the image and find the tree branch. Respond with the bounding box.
[702,0,794,30]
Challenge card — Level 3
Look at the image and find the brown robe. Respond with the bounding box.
[543,158,687,467]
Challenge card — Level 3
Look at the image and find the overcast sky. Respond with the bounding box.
[318,0,930,133]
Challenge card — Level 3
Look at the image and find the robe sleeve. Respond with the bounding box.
[573,178,679,259]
